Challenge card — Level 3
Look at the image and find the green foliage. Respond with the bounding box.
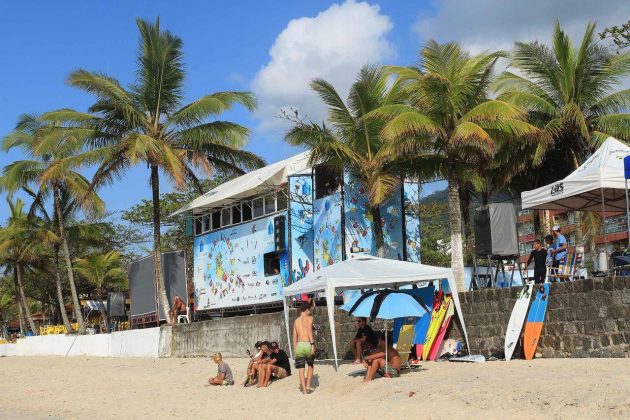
[418,202,451,267]
[600,20,630,51]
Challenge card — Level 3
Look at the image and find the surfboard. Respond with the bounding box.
[422,295,451,361]
[504,282,534,361]
[449,355,485,363]
[428,299,455,361]
[523,283,550,360]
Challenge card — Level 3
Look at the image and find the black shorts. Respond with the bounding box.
[533,268,546,284]
[295,355,314,369]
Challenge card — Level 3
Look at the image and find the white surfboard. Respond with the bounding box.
[504,282,534,361]
[449,355,485,363]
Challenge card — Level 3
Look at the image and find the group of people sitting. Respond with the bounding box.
[349,317,402,381]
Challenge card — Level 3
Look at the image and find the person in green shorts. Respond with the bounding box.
[293,302,315,394]
[363,332,401,382]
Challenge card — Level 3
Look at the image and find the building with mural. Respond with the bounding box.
[174,152,423,315]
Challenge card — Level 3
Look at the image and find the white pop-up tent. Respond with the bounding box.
[282,256,470,369]
[521,137,630,212]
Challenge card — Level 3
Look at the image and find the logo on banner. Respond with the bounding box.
[550,182,564,196]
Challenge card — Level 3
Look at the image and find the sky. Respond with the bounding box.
[1,0,628,223]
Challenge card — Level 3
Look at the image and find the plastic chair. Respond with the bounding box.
[177,307,191,324]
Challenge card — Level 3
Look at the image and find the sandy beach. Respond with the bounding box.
[0,356,628,419]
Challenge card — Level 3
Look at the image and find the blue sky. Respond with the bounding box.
[1,0,626,222]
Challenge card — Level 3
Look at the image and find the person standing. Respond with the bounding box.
[526,239,548,284]
[549,226,568,279]
[293,302,315,394]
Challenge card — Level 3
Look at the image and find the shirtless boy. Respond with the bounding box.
[363,332,401,382]
[292,302,315,394]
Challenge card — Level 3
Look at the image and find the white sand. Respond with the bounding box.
[0,356,629,419]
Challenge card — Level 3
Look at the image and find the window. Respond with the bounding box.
[264,194,276,214]
[202,215,211,232]
[221,208,231,227]
[315,165,341,199]
[253,197,264,218]
[232,205,242,224]
[194,216,202,235]
[242,201,253,222]
[263,251,281,277]
[211,211,221,231]
[276,192,288,211]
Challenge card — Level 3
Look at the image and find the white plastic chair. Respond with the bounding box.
[177,307,191,324]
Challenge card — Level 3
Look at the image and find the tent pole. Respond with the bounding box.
[601,188,609,263]
[626,178,630,245]
[283,297,293,360]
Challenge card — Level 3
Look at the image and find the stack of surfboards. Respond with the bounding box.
[504,282,550,361]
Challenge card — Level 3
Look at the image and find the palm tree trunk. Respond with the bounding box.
[448,178,466,291]
[369,205,386,258]
[54,188,86,334]
[54,250,73,332]
[460,185,473,265]
[151,165,171,323]
[15,264,38,335]
[13,272,27,335]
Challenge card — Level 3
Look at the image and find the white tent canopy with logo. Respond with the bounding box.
[521,137,630,211]
[281,256,470,369]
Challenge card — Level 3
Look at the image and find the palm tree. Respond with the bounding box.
[378,41,540,289]
[1,115,105,334]
[0,199,46,334]
[58,18,263,322]
[285,66,408,256]
[495,21,630,185]
[74,251,126,332]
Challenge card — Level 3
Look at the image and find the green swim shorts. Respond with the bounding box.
[378,366,400,378]
[295,342,314,369]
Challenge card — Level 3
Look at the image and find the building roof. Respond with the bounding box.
[171,151,311,216]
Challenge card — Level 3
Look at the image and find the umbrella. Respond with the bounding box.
[342,289,429,377]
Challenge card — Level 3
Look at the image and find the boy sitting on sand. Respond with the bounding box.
[208,353,234,386]
[363,332,401,382]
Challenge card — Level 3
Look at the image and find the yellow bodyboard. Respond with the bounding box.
[422,296,452,361]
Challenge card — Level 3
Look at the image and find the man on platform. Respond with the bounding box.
[168,296,187,324]
[549,226,568,279]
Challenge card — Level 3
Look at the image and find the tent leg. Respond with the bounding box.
[626,179,630,244]
[283,297,293,360]
[326,287,339,371]
[601,188,609,264]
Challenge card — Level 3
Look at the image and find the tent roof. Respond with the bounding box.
[283,256,453,296]
[171,151,311,216]
[521,137,630,211]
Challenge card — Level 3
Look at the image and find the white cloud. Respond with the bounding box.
[251,0,395,133]
[415,0,630,54]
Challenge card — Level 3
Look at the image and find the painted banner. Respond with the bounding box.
[404,181,422,263]
[343,173,404,260]
[313,192,343,271]
[288,175,314,284]
[193,213,289,310]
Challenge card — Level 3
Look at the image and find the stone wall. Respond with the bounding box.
[457,277,630,358]
[167,277,630,359]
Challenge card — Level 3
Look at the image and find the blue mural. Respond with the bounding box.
[404,181,422,263]
[288,175,314,284]
[343,173,404,260]
[193,213,289,310]
[313,192,343,271]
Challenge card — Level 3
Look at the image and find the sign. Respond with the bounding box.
[624,155,630,180]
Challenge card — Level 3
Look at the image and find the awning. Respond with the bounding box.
[171,151,311,216]
[521,137,630,211]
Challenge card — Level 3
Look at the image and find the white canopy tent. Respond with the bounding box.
[171,151,311,216]
[282,256,470,369]
[521,137,630,212]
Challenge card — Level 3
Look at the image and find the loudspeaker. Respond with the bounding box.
[474,203,519,257]
[107,292,126,318]
[274,215,286,251]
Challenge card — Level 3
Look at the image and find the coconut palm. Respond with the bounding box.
[495,21,630,185]
[1,115,105,334]
[73,251,126,332]
[285,66,408,256]
[56,18,263,322]
[377,41,540,289]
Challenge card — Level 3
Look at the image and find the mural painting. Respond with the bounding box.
[193,213,289,310]
[404,181,422,263]
[288,175,314,284]
[313,192,343,271]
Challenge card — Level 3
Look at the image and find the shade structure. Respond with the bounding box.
[521,137,630,211]
[282,256,469,369]
[171,151,311,216]
[342,290,429,320]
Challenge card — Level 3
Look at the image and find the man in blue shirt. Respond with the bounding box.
[549,225,568,278]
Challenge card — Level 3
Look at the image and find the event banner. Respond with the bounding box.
[288,175,314,284]
[193,213,289,310]
[313,192,343,271]
[404,181,422,263]
[343,173,404,260]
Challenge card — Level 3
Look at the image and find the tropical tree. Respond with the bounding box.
[1,114,105,334]
[57,18,263,322]
[495,21,630,185]
[73,251,127,331]
[285,65,408,256]
[378,41,540,289]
